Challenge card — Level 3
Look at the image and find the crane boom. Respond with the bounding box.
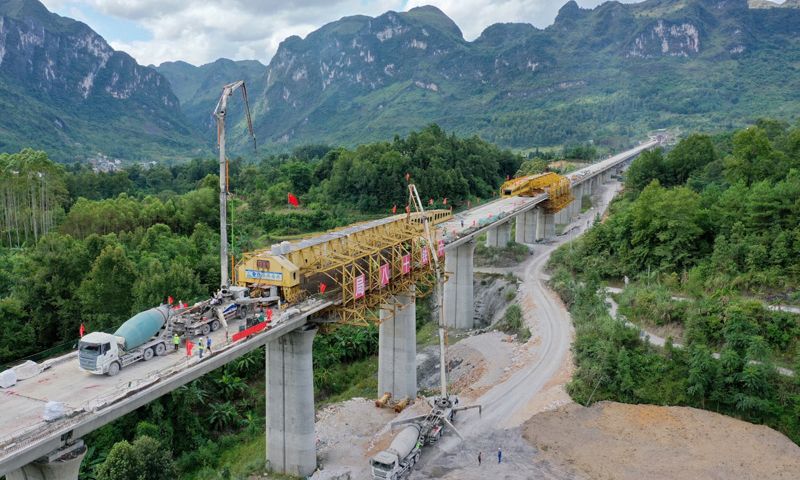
[407,184,447,399]
[213,81,256,288]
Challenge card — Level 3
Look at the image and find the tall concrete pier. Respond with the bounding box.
[266,325,317,477]
[485,222,511,248]
[515,210,536,244]
[378,291,416,401]
[444,242,475,328]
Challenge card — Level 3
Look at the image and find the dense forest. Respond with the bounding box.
[548,118,800,445]
[0,124,522,479]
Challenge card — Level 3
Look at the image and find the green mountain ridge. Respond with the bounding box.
[0,0,205,162]
[4,0,800,160]
[164,0,798,153]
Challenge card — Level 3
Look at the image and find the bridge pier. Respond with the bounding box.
[444,241,475,329]
[485,221,511,248]
[515,210,536,244]
[6,440,86,480]
[378,290,416,401]
[266,324,317,477]
[540,211,556,240]
[571,184,583,216]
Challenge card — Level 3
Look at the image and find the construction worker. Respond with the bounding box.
[206,336,212,355]
[198,339,205,359]
[173,333,179,352]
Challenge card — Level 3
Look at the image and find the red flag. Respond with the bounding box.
[493,192,496,196]
[406,173,410,181]
[288,193,299,207]
[267,309,273,321]
[320,282,327,293]
[79,324,85,337]
[468,200,471,207]
[443,198,447,205]
[168,296,173,305]
[477,197,480,202]
[507,174,510,179]
[429,199,433,205]
[450,206,453,211]
[405,205,409,212]
[473,220,476,226]
[186,341,194,356]
[393,205,397,213]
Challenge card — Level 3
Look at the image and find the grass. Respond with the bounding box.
[315,356,379,408]
[417,320,441,348]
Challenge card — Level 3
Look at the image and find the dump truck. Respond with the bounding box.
[370,424,421,480]
[78,305,175,376]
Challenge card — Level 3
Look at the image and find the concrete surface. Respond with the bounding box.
[378,290,417,401]
[266,324,318,477]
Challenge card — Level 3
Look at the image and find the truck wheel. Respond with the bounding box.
[211,320,221,332]
[107,362,120,376]
[143,347,154,361]
[238,305,249,319]
[154,343,166,356]
[413,452,420,464]
[202,324,211,336]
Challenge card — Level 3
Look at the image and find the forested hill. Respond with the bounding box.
[0,0,203,162]
[549,118,800,445]
[185,0,800,153]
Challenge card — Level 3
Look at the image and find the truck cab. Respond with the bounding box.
[369,452,398,479]
[78,332,123,375]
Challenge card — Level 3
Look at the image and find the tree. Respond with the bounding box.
[625,148,666,193]
[77,245,137,331]
[665,134,716,186]
[96,436,176,480]
[724,127,777,186]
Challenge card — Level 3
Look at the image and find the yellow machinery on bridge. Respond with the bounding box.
[499,171,574,214]
[234,210,451,327]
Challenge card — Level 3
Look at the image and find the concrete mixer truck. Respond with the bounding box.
[78,305,176,376]
[369,424,421,480]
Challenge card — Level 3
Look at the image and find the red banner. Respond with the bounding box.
[380,264,390,285]
[233,320,268,342]
[354,275,366,299]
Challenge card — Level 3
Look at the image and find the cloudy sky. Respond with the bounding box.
[37,0,767,67]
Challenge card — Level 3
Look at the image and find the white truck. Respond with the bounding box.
[370,424,421,480]
[78,305,175,376]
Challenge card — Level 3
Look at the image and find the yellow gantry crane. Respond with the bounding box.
[499,171,574,214]
[234,210,451,328]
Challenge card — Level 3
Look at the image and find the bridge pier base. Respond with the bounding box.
[378,291,416,401]
[515,210,536,244]
[6,440,86,480]
[486,222,511,248]
[266,324,317,477]
[444,242,475,329]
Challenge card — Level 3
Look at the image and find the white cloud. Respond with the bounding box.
[40,0,645,67]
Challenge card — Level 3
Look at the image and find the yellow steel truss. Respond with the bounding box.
[235,210,451,328]
[499,172,574,214]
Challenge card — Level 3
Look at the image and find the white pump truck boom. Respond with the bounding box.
[370,185,481,480]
